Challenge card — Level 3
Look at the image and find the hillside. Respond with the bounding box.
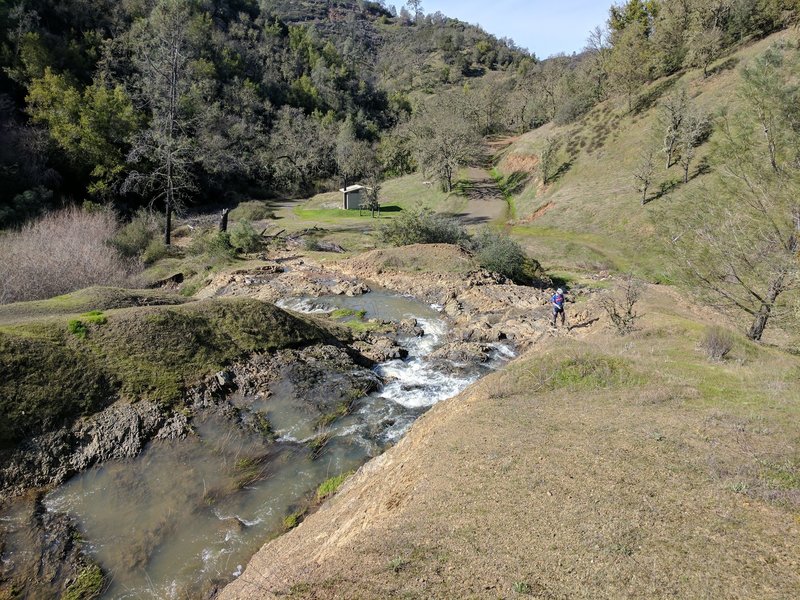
[496,30,791,281]
[0,0,528,227]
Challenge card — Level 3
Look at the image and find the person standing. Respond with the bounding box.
[551,288,566,328]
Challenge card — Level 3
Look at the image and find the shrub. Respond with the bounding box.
[187,229,235,259]
[283,509,306,530]
[229,200,274,221]
[472,230,530,283]
[0,207,129,304]
[111,209,163,258]
[229,219,261,253]
[0,186,53,227]
[599,275,643,335]
[63,564,104,600]
[380,208,468,247]
[142,238,169,264]
[316,471,354,501]
[702,326,735,360]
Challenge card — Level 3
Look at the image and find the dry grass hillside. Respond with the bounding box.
[221,283,800,599]
[496,30,796,285]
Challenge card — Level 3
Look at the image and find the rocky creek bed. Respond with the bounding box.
[0,246,583,598]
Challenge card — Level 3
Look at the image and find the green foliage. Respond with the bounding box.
[68,319,88,339]
[142,238,170,264]
[0,187,53,228]
[188,230,235,259]
[26,69,140,200]
[283,509,306,530]
[111,210,163,259]
[229,201,274,221]
[229,220,261,253]
[380,208,468,246]
[472,230,537,284]
[316,471,354,501]
[67,311,107,339]
[63,564,104,600]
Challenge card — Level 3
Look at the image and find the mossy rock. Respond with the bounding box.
[0,286,188,325]
[63,564,103,600]
[0,297,331,447]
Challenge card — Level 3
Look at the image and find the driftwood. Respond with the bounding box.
[286,226,323,241]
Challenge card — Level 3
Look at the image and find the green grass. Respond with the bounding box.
[0,287,187,325]
[330,308,366,320]
[63,564,103,600]
[316,471,355,501]
[0,298,331,447]
[283,509,306,530]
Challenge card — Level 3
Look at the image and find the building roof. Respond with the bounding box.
[339,185,365,193]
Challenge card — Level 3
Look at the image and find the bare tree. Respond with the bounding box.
[669,48,800,341]
[405,0,423,21]
[660,89,688,169]
[599,275,643,335]
[633,149,656,204]
[408,95,481,193]
[123,0,198,246]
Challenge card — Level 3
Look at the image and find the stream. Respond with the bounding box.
[30,291,513,598]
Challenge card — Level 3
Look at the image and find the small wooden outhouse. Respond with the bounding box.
[340,184,365,210]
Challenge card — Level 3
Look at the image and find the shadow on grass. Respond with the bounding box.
[454,179,502,201]
[438,211,492,226]
[547,160,573,184]
[707,57,740,77]
[503,171,532,195]
[633,75,680,115]
[568,317,600,331]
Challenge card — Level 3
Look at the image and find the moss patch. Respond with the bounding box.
[316,471,355,502]
[0,286,187,325]
[63,564,103,600]
[0,298,330,447]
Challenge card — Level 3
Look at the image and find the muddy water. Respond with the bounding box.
[42,291,513,598]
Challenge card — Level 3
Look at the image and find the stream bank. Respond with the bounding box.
[1,243,573,598]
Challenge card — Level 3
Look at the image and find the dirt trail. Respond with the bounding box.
[446,167,509,226]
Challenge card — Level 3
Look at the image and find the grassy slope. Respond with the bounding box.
[498,31,794,284]
[0,295,330,447]
[221,285,800,599]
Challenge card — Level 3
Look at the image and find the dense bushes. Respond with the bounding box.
[472,230,529,283]
[110,209,163,259]
[0,208,129,304]
[380,210,540,284]
[230,220,262,253]
[229,201,274,222]
[379,209,469,246]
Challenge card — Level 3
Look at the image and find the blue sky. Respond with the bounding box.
[415,0,612,58]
